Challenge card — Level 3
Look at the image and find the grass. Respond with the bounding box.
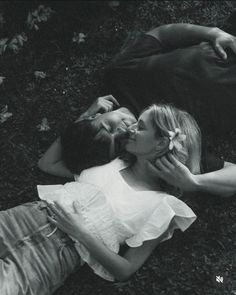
[1,1,236,294]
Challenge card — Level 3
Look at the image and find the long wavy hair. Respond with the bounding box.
[121,103,202,196]
[148,103,201,174]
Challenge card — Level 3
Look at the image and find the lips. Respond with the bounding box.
[127,135,135,142]
[116,127,129,139]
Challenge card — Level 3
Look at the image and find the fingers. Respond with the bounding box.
[155,155,175,171]
[214,42,227,60]
[229,38,236,55]
[48,215,57,225]
[101,95,120,106]
[214,34,236,60]
[47,201,65,218]
[97,95,119,113]
[146,160,162,177]
[105,94,120,106]
[168,154,181,166]
[99,100,114,112]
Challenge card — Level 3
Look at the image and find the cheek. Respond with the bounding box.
[124,140,136,152]
[137,135,157,151]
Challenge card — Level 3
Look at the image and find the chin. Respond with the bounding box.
[124,143,134,154]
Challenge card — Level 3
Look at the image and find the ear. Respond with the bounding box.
[155,137,169,158]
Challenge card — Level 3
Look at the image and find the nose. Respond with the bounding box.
[127,123,137,135]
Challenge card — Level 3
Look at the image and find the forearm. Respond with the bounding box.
[148,23,221,48]
[194,164,236,197]
[38,137,73,178]
[74,230,132,281]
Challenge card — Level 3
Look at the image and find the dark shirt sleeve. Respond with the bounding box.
[102,33,165,116]
[201,143,224,173]
[111,32,164,64]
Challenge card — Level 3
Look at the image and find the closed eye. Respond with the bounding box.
[101,122,112,133]
[137,123,145,130]
[137,119,146,130]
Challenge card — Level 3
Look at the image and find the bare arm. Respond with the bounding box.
[48,201,160,281]
[38,137,73,178]
[73,229,159,281]
[194,161,236,197]
[38,95,119,177]
[148,155,236,198]
[147,23,236,59]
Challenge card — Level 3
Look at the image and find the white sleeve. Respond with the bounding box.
[126,195,196,247]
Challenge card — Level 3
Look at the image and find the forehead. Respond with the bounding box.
[138,109,153,125]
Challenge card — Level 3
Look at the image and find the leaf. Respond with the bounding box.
[0,13,5,25]
[37,118,50,131]
[0,38,8,55]
[0,76,5,85]
[34,71,46,80]
[34,24,39,31]
[72,32,86,44]
[8,33,27,54]
[108,1,120,9]
[0,105,13,123]
[27,5,55,30]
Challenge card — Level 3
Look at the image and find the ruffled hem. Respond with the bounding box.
[126,195,196,247]
[37,182,119,281]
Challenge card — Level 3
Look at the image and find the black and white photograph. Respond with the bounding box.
[0,1,236,294]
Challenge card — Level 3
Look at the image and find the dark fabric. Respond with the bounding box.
[201,140,224,173]
[104,33,236,127]
[103,32,235,172]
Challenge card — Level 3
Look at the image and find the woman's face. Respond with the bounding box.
[125,109,159,158]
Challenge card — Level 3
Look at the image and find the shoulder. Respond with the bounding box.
[74,158,126,187]
[107,32,163,69]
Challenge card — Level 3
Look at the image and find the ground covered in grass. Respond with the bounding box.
[1,1,236,294]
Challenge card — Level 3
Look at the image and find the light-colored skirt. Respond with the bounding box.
[0,201,81,295]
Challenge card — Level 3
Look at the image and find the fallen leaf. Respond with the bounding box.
[37,117,50,131]
[72,32,86,44]
[0,76,5,85]
[27,5,55,30]
[0,38,8,55]
[0,105,13,123]
[8,32,27,54]
[34,71,46,80]
[0,13,5,25]
[85,68,91,75]
[108,1,120,9]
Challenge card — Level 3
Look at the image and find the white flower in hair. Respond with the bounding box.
[168,128,186,151]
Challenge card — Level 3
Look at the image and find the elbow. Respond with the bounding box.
[219,190,236,198]
[115,274,131,282]
[38,158,43,171]
[115,267,134,282]
[38,158,49,173]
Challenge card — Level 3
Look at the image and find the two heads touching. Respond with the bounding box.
[61,95,201,193]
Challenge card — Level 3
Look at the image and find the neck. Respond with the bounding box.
[130,157,162,190]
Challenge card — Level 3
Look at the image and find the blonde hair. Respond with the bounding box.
[148,104,201,174]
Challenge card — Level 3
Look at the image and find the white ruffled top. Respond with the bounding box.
[37,158,196,281]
